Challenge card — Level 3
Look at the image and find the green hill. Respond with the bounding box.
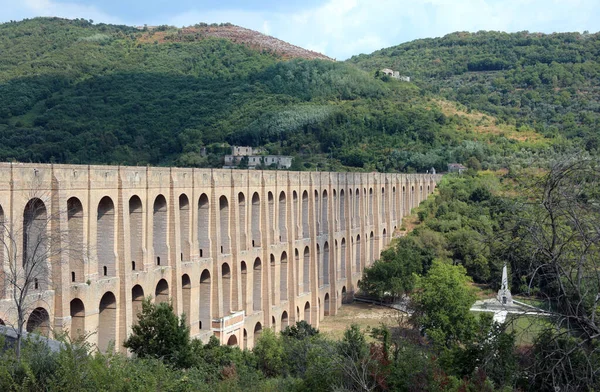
[0,19,578,171]
[348,31,600,148]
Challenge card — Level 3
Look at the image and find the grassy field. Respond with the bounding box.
[318,302,403,341]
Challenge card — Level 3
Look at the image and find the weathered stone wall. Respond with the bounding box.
[0,163,441,350]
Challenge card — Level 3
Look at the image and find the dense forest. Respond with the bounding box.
[1,19,585,172]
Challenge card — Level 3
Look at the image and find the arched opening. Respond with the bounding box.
[153,195,168,266]
[278,191,287,242]
[392,186,397,220]
[270,254,276,304]
[199,269,211,330]
[342,286,348,304]
[340,189,346,229]
[67,197,84,283]
[341,238,346,279]
[314,190,320,235]
[293,191,299,239]
[322,190,328,234]
[324,293,330,316]
[368,188,373,225]
[251,193,261,247]
[296,306,300,321]
[198,194,210,258]
[295,248,300,292]
[333,189,338,230]
[356,235,361,271]
[227,334,238,346]
[98,292,116,352]
[179,194,190,261]
[26,307,50,336]
[243,329,248,349]
[281,311,289,329]
[302,191,309,238]
[303,246,310,293]
[238,192,246,251]
[354,188,360,228]
[155,279,169,304]
[241,261,248,314]
[131,285,144,322]
[304,302,311,324]
[219,196,230,255]
[280,251,288,301]
[129,196,143,271]
[222,263,232,314]
[0,319,5,326]
[182,274,191,322]
[23,198,49,289]
[253,258,262,311]
[383,228,388,246]
[268,192,275,240]
[323,242,330,285]
[381,187,386,219]
[254,322,263,341]
[272,316,276,330]
[70,298,85,340]
[403,185,407,215]
[317,244,322,286]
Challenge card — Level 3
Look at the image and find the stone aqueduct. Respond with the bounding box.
[0,163,440,350]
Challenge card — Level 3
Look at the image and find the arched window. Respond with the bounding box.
[97,197,115,278]
[153,195,168,266]
[67,197,84,283]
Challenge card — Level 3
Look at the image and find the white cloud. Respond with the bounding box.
[1,0,599,60]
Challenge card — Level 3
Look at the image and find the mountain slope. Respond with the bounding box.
[348,31,600,147]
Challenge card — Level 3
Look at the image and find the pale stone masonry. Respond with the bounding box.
[0,162,440,351]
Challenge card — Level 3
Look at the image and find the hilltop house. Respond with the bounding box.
[447,163,467,174]
[381,68,410,82]
[224,146,292,169]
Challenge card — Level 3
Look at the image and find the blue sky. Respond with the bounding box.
[2,0,599,60]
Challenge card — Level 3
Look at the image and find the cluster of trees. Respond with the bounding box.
[360,155,600,390]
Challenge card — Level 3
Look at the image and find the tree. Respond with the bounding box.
[0,190,69,361]
[123,298,192,368]
[411,259,476,348]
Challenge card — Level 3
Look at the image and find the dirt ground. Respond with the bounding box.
[318,302,404,341]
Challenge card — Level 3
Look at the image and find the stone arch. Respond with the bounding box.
[382,228,388,246]
[354,188,360,228]
[243,328,248,349]
[219,196,230,255]
[131,285,144,322]
[241,261,248,314]
[342,286,348,304]
[251,193,261,247]
[368,188,373,224]
[182,274,191,322]
[303,246,310,293]
[317,243,322,286]
[199,269,211,330]
[324,293,331,316]
[340,189,346,228]
[227,334,238,346]
[129,196,143,271]
[403,185,408,215]
[355,234,361,271]
[281,311,289,329]
[304,302,311,324]
[179,194,190,261]
[222,263,232,315]
[153,195,168,266]
[392,186,397,220]
[296,306,300,321]
[98,292,117,352]
[254,321,262,341]
[67,197,84,283]
[238,192,246,251]
[70,298,85,340]
[26,307,50,336]
[323,242,330,285]
[341,238,346,279]
[280,251,288,301]
[302,191,309,238]
[155,279,169,304]
[198,194,210,258]
[294,248,300,292]
[272,315,276,330]
[253,258,262,311]
[23,198,49,289]
[268,192,275,240]
[322,190,328,234]
[278,191,287,242]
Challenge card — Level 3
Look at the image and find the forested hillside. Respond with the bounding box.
[0,18,555,171]
[349,31,600,148]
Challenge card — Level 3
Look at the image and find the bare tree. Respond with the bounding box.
[0,188,72,360]
[510,156,600,390]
